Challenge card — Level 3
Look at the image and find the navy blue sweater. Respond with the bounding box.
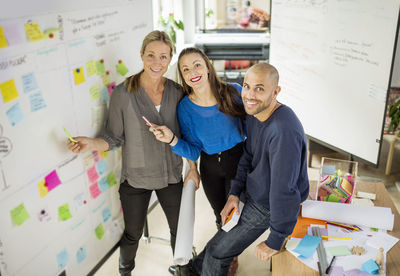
[230,104,309,250]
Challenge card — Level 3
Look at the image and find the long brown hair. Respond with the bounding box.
[124,30,174,93]
[177,47,246,118]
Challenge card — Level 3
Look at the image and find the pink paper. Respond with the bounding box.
[329,266,344,276]
[87,165,99,183]
[89,183,101,199]
[108,82,116,96]
[45,170,62,191]
[3,24,25,45]
[92,151,101,163]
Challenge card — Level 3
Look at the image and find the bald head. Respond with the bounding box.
[247,62,279,87]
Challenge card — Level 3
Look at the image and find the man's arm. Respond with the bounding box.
[229,136,253,197]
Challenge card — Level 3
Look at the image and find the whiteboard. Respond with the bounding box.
[0,1,152,275]
[270,0,400,165]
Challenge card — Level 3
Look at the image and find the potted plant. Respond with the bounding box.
[158,13,184,46]
[388,97,400,136]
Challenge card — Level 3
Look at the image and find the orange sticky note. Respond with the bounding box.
[0,26,8,48]
[0,79,19,103]
[24,22,46,42]
[37,179,49,198]
[73,67,85,85]
[290,216,327,238]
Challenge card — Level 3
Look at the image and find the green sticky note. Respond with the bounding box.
[107,172,117,187]
[96,60,106,75]
[116,61,129,76]
[58,203,72,221]
[95,223,105,240]
[10,203,30,226]
[326,246,352,256]
[86,60,97,77]
[89,84,101,102]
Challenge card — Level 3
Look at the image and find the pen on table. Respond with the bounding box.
[326,256,336,274]
[322,236,352,240]
[327,221,360,231]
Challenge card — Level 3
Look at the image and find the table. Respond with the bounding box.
[271,181,400,276]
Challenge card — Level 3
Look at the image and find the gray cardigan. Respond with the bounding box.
[100,78,184,189]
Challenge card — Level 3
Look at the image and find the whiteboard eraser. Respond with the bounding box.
[222,201,244,232]
[356,191,376,200]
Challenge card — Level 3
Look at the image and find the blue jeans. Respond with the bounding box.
[192,198,271,276]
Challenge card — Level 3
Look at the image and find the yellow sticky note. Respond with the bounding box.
[89,84,101,101]
[25,22,46,42]
[37,179,49,198]
[86,60,97,77]
[101,74,110,86]
[0,79,19,103]
[0,26,8,48]
[73,67,85,85]
[100,151,109,158]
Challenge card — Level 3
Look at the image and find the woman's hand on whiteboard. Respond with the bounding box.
[67,136,92,154]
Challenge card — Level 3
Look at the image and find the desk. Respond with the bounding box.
[271,181,400,276]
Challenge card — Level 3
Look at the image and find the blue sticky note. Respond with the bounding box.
[100,87,109,103]
[98,176,109,192]
[21,73,38,93]
[6,103,24,126]
[56,248,70,269]
[29,91,46,111]
[293,234,322,258]
[361,259,379,274]
[96,159,108,175]
[102,207,111,222]
[76,246,87,264]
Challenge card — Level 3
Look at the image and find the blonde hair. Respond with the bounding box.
[124,30,175,92]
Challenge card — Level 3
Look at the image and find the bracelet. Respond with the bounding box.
[168,134,176,145]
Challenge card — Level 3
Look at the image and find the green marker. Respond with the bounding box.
[63,127,78,143]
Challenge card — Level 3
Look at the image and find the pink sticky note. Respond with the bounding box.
[3,24,25,45]
[92,151,101,163]
[108,82,116,96]
[87,165,99,183]
[45,170,62,191]
[89,183,101,199]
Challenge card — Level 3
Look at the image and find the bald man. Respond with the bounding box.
[174,63,309,276]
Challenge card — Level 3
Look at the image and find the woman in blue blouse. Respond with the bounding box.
[150,47,246,274]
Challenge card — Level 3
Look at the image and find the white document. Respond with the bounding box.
[173,179,196,265]
[221,201,244,232]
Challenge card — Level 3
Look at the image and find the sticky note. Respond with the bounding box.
[10,203,30,226]
[45,170,62,191]
[29,91,46,112]
[25,22,46,42]
[96,159,108,175]
[101,74,110,86]
[86,60,97,77]
[96,60,106,75]
[58,203,72,221]
[87,165,99,183]
[116,60,129,76]
[108,81,116,96]
[92,151,101,163]
[89,84,101,102]
[95,223,105,240]
[0,26,8,48]
[83,154,94,170]
[3,24,24,45]
[6,103,25,127]
[102,207,111,222]
[76,246,87,264]
[56,248,70,269]
[74,193,87,209]
[107,172,117,187]
[21,73,39,93]
[100,151,109,158]
[361,259,379,274]
[0,79,19,103]
[98,177,109,193]
[89,182,101,199]
[100,87,109,103]
[73,67,85,85]
[293,234,322,258]
[37,179,49,198]
[326,246,352,256]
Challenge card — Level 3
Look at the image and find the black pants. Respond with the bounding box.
[118,180,183,275]
[200,142,244,227]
